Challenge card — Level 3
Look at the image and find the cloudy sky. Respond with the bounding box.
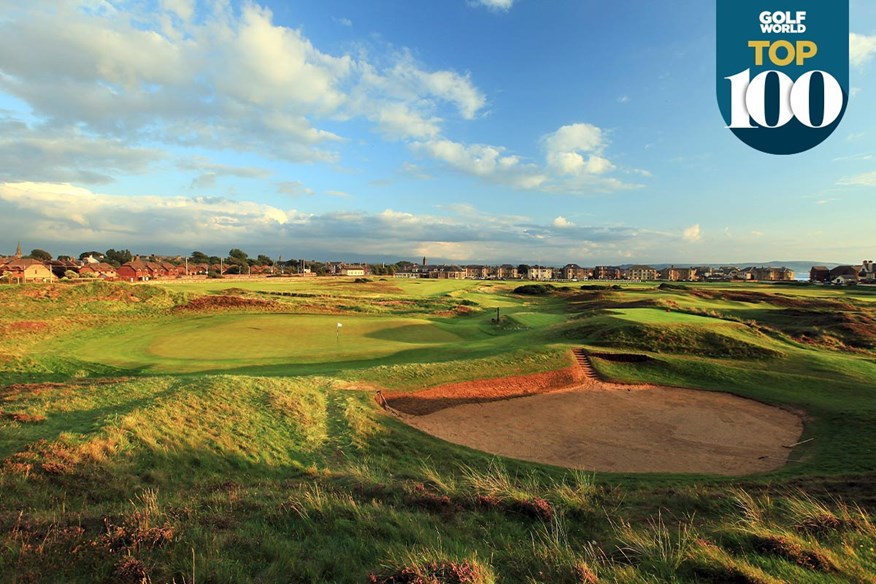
[1,0,875,264]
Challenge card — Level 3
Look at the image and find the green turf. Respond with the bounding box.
[1,279,875,583]
[62,314,462,373]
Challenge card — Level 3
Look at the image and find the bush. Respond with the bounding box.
[514,284,555,295]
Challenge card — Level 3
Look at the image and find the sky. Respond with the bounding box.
[0,0,875,265]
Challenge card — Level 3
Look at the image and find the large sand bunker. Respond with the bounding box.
[390,357,803,476]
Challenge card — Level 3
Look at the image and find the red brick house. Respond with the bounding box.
[117,260,160,281]
[0,258,57,283]
[78,262,118,280]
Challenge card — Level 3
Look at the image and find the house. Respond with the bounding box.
[560,264,589,281]
[117,259,161,281]
[157,261,181,277]
[496,264,519,280]
[593,266,623,280]
[694,266,714,279]
[48,259,81,278]
[659,266,698,281]
[464,265,491,279]
[341,264,366,277]
[0,258,57,283]
[437,265,466,280]
[747,266,795,281]
[712,266,745,281]
[527,265,553,281]
[833,275,858,286]
[626,265,658,281]
[829,265,860,285]
[187,263,210,275]
[859,260,875,282]
[78,262,118,280]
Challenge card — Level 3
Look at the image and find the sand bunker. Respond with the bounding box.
[394,363,803,475]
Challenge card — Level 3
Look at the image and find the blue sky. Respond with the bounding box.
[0,0,874,265]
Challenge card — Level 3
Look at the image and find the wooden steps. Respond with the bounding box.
[571,348,597,380]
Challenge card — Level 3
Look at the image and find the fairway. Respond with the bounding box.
[69,314,463,372]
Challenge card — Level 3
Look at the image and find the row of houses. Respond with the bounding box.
[10,246,873,286]
[392,262,796,282]
[1,253,799,284]
[810,261,876,286]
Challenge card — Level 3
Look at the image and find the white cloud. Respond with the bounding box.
[159,0,195,22]
[683,224,702,242]
[837,171,876,186]
[179,157,271,179]
[0,181,299,244]
[0,1,488,170]
[372,103,442,140]
[0,181,666,262]
[850,33,876,68]
[543,123,615,176]
[553,216,575,228]
[411,121,643,194]
[470,0,515,12]
[543,123,605,155]
[0,119,163,184]
[413,138,547,189]
[356,52,486,123]
[276,181,315,197]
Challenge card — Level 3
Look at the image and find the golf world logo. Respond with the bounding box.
[717,1,849,155]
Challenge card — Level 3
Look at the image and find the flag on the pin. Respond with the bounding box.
[337,323,343,328]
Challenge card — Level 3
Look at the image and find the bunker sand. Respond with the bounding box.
[395,375,803,476]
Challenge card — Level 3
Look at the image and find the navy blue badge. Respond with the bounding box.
[717,1,849,155]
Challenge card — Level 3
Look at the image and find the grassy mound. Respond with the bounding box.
[564,313,784,359]
[740,307,876,351]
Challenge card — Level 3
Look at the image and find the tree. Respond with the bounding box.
[228,248,249,262]
[256,255,274,266]
[191,251,210,263]
[57,255,73,262]
[105,249,132,265]
[518,264,531,275]
[79,251,103,261]
[29,249,52,261]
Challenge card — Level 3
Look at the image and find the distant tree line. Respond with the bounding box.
[16,247,422,276]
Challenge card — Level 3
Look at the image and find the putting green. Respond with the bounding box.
[68,314,462,372]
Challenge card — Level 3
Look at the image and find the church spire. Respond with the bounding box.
[14,242,22,258]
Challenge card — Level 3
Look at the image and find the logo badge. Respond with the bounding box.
[717,1,849,155]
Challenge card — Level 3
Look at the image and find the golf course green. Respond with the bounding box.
[64,314,462,372]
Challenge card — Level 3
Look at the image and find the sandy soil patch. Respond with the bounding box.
[401,382,803,476]
[383,365,586,415]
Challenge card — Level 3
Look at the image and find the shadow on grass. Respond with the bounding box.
[0,383,182,459]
